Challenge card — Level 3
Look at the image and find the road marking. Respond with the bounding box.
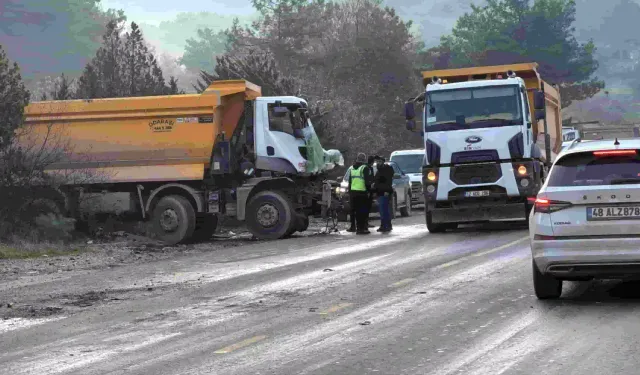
[434,236,528,270]
[319,303,353,315]
[389,278,416,287]
[214,335,267,354]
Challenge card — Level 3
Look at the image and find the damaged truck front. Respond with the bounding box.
[21,80,344,244]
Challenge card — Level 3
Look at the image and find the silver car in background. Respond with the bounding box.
[530,138,640,299]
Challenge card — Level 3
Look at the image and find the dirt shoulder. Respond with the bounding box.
[0,216,344,319]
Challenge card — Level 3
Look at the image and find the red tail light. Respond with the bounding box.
[533,198,572,213]
[593,150,637,157]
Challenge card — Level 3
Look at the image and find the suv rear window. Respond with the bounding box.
[548,151,640,186]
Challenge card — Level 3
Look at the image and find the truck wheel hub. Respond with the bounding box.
[160,209,179,232]
[257,204,279,227]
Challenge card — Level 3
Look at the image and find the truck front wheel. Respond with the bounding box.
[151,195,196,245]
[426,209,447,233]
[246,191,294,240]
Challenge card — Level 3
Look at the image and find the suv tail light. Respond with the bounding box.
[533,198,572,213]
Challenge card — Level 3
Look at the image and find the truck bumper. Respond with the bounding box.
[422,160,542,224]
[428,200,527,224]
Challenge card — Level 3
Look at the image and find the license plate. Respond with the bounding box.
[588,206,640,220]
[208,202,219,213]
[464,190,490,197]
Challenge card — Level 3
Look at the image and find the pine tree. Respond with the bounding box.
[0,44,30,150]
[76,20,175,99]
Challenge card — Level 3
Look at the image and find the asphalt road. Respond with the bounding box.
[3,211,640,375]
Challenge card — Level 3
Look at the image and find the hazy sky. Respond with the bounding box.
[101,0,256,24]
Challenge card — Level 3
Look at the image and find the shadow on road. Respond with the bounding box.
[553,280,640,304]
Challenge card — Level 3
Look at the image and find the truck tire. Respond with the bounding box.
[152,195,196,245]
[532,259,562,299]
[298,214,310,232]
[246,191,294,240]
[425,209,447,233]
[400,192,411,217]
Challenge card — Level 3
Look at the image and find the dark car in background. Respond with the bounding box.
[335,161,412,221]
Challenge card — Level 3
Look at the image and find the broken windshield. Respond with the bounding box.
[425,85,522,132]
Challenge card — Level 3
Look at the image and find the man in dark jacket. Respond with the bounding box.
[373,156,394,232]
[347,152,374,234]
[366,155,376,228]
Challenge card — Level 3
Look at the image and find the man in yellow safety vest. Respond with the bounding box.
[347,152,373,234]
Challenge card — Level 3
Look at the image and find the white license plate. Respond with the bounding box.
[464,190,490,197]
[588,206,640,220]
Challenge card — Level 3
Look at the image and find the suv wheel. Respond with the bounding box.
[532,259,562,299]
[400,192,411,217]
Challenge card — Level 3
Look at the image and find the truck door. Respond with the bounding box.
[254,98,308,174]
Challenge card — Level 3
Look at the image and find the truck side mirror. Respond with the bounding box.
[533,90,545,110]
[535,109,545,121]
[404,102,415,120]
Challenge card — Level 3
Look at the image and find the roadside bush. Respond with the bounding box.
[0,44,83,245]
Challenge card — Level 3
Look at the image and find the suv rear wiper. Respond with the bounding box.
[610,178,640,185]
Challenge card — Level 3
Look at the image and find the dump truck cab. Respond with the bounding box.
[403,63,562,232]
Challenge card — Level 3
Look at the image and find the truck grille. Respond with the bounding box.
[411,181,422,195]
[450,163,502,185]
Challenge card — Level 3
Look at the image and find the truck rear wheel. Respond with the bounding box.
[151,195,196,245]
[426,209,447,233]
[246,191,294,240]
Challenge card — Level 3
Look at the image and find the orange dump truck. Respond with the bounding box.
[22,80,344,244]
[403,63,562,232]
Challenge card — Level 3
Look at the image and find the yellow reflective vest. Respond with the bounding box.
[349,165,367,191]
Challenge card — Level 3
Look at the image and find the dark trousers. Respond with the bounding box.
[377,194,391,229]
[350,192,370,231]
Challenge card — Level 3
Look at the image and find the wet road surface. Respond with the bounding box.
[3,212,640,374]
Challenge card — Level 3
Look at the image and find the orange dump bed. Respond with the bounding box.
[421,63,563,159]
[21,80,261,183]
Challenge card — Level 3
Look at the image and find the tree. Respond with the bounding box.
[208,0,423,160]
[194,50,297,96]
[76,20,178,99]
[0,44,30,149]
[438,0,603,107]
[179,28,229,72]
[40,74,75,101]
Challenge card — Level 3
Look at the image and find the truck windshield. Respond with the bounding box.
[390,154,423,174]
[425,85,522,132]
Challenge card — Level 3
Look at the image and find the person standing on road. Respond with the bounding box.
[366,155,376,229]
[373,156,394,232]
[347,152,373,234]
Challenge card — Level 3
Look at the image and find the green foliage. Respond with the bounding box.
[76,21,180,99]
[179,28,228,72]
[434,0,602,107]
[194,50,297,95]
[0,45,30,149]
[210,0,423,161]
[0,0,125,78]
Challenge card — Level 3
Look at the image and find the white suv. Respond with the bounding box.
[530,138,640,299]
